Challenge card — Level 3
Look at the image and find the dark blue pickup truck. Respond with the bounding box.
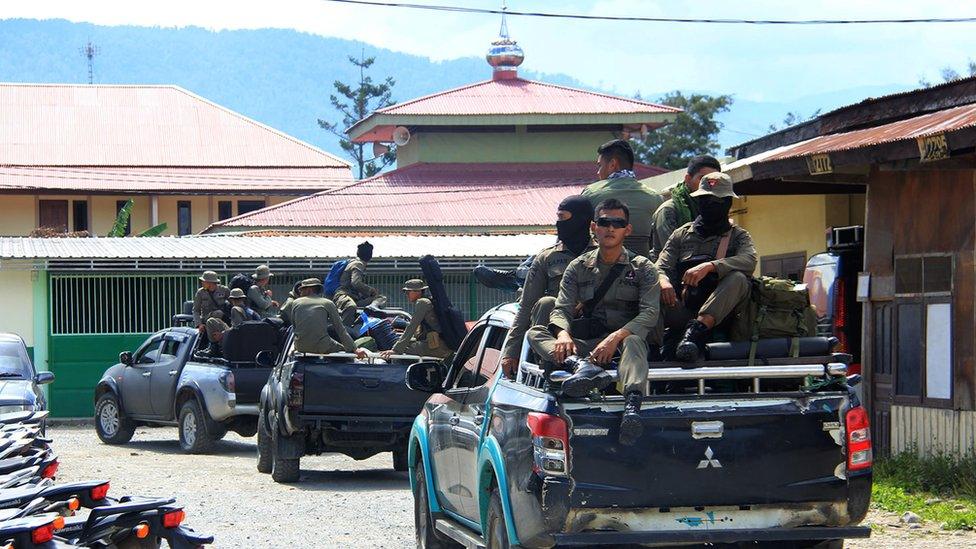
[405,303,872,548]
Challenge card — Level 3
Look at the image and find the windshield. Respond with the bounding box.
[0,340,32,378]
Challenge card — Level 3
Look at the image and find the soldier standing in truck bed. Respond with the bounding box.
[335,241,387,308]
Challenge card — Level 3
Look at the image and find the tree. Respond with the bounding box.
[918,59,976,88]
[632,91,733,171]
[318,53,397,179]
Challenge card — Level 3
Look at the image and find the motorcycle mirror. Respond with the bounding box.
[119,351,133,366]
[35,372,55,385]
[406,361,444,394]
[255,350,276,368]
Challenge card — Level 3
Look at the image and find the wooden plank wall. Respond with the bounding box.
[891,405,976,455]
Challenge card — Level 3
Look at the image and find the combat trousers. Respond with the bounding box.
[397,339,452,359]
[527,326,649,396]
[662,271,752,352]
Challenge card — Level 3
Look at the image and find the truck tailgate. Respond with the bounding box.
[233,366,272,405]
[300,362,428,417]
[565,393,850,509]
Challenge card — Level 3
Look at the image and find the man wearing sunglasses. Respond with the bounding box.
[582,139,663,259]
[656,172,757,364]
[527,198,660,446]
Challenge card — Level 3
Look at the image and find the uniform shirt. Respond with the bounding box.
[192,285,229,325]
[550,248,661,340]
[391,297,442,354]
[290,295,357,355]
[247,284,276,318]
[500,241,594,360]
[582,176,664,258]
[655,223,758,285]
[650,196,699,262]
[336,259,378,302]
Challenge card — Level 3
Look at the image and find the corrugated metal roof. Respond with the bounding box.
[0,83,349,168]
[0,234,555,260]
[760,103,976,161]
[207,161,666,230]
[0,166,352,194]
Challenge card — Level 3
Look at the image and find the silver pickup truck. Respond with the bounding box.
[94,322,279,453]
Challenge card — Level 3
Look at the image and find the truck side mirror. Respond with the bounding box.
[119,351,133,366]
[255,350,277,368]
[406,361,444,393]
[35,372,55,385]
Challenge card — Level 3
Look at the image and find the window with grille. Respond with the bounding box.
[895,254,952,295]
[761,252,807,282]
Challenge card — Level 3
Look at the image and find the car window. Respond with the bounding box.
[447,324,487,391]
[134,337,163,365]
[0,340,31,378]
[159,339,181,362]
[472,326,507,387]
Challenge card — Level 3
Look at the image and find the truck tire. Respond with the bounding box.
[256,409,273,474]
[271,427,300,483]
[393,445,409,472]
[414,459,456,549]
[485,487,511,549]
[95,392,135,445]
[178,399,216,454]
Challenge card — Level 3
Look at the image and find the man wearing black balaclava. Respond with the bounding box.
[335,240,388,308]
[655,172,757,364]
[499,195,595,378]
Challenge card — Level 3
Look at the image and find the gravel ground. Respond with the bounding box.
[49,424,976,548]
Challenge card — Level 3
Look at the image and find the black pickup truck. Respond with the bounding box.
[257,328,433,483]
[406,303,872,548]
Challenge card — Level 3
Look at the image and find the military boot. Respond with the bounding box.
[560,356,613,398]
[675,320,710,365]
[619,391,644,446]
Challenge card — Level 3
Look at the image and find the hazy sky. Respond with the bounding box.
[4,0,975,101]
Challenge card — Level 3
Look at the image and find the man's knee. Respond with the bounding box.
[526,325,555,356]
[722,271,752,298]
[529,296,557,326]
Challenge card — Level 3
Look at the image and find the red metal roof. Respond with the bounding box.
[207,162,666,231]
[0,166,352,194]
[373,78,681,117]
[0,83,350,168]
[762,102,976,162]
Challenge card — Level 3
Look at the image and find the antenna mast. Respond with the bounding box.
[80,40,99,84]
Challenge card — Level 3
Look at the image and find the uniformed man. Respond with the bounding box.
[247,265,279,318]
[203,315,230,357]
[335,241,387,308]
[582,139,663,259]
[499,195,594,378]
[527,198,660,446]
[290,278,368,357]
[650,155,722,261]
[279,281,302,318]
[227,288,259,327]
[192,270,229,333]
[333,293,359,328]
[656,172,757,363]
[380,279,451,360]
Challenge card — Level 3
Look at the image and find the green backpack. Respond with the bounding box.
[729,276,819,362]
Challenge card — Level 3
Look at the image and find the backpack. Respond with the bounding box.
[324,259,350,297]
[419,255,468,351]
[729,276,819,363]
[229,273,252,293]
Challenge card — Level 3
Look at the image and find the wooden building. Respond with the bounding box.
[727,77,976,457]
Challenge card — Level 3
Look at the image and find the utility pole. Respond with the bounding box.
[80,40,99,84]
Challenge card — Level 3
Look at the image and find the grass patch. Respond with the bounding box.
[873,449,976,530]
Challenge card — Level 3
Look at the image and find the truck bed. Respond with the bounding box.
[296,355,430,419]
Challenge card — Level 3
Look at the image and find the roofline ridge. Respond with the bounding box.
[517,78,682,112]
[375,79,496,114]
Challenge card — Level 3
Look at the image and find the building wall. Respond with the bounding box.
[0,270,35,347]
[890,405,976,456]
[0,196,37,236]
[396,129,617,166]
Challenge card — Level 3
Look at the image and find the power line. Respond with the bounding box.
[322,0,976,25]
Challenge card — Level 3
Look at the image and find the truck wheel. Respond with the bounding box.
[485,487,510,549]
[414,459,454,549]
[393,445,409,472]
[178,399,215,454]
[95,393,135,445]
[271,427,300,483]
[256,410,273,474]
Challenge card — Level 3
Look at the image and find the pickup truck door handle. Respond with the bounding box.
[361,378,380,389]
[141,371,151,377]
[473,415,485,426]
[168,370,178,376]
[691,421,724,439]
[448,415,460,426]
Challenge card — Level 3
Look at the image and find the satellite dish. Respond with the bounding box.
[392,126,411,146]
[372,142,390,157]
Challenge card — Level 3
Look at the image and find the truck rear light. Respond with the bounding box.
[90,482,110,501]
[845,406,872,471]
[288,372,304,409]
[833,278,848,353]
[527,412,569,476]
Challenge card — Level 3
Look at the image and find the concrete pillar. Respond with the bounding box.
[150,195,159,227]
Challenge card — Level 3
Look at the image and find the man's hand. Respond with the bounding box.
[590,329,629,364]
[197,324,206,333]
[501,357,517,378]
[271,300,280,308]
[380,350,394,360]
[660,278,678,307]
[355,348,369,359]
[682,262,716,287]
[552,330,576,363]
[265,289,273,297]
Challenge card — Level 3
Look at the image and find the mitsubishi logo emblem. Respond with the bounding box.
[697,446,722,469]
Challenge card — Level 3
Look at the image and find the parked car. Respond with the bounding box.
[0,334,54,416]
[406,303,871,548]
[258,327,432,483]
[94,321,279,453]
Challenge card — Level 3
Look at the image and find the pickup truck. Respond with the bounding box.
[94,321,279,453]
[405,303,872,548]
[257,328,433,483]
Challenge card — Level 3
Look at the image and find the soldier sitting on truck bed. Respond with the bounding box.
[650,155,721,261]
[655,172,757,364]
[499,194,595,379]
[380,279,451,360]
[290,278,368,358]
[334,241,387,309]
[247,265,279,319]
[527,198,660,446]
[192,270,229,335]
